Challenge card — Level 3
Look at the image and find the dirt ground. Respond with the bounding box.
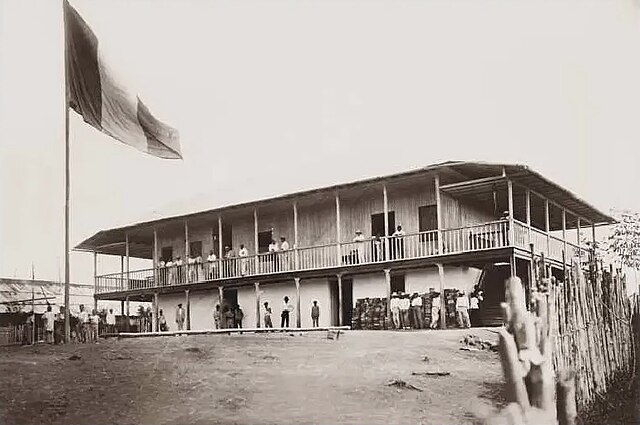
[0,328,505,425]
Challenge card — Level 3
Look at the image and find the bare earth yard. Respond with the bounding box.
[0,329,504,425]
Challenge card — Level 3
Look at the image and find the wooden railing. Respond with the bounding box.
[95,220,588,295]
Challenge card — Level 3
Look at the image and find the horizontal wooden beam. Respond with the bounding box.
[106,326,351,338]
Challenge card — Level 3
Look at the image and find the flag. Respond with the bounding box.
[64,1,182,159]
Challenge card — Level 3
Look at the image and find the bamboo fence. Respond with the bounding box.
[537,256,635,410]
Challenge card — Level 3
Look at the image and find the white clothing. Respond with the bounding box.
[187,257,196,265]
[239,247,249,257]
[282,301,294,313]
[470,297,479,309]
[456,296,470,310]
[432,296,441,308]
[207,253,217,262]
[389,297,400,311]
[90,314,100,324]
[280,241,290,251]
[78,310,90,324]
[411,297,423,307]
[106,313,116,326]
[268,243,278,253]
[353,234,365,243]
[43,311,55,331]
[399,298,410,311]
[175,259,183,266]
[392,229,406,237]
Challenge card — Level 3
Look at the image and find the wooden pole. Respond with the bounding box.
[218,286,224,309]
[576,217,581,265]
[153,228,158,285]
[32,288,35,344]
[185,220,190,260]
[562,209,567,268]
[218,216,223,258]
[507,179,514,245]
[435,175,443,254]
[335,193,341,264]
[93,251,98,312]
[125,295,130,332]
[255,282,260,328]
[383,184,390,260]
[545,199,550,257]
[337,274,343,326]
[125,233,130,290]
[384,269,391,325]
[63,3,71,343]
[120,255,124,291]
[254,208,259,272]
[185,289,190,330]
[153,292,159,332]
[293,202,299,269]
[437,263,446,329]
[295,277,301,328]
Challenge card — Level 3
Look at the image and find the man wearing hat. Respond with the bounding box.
[390,292,401,329]
[353,230,365,264]
[176,303,186,331]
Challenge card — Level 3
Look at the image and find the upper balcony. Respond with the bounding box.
[94,219,590,295]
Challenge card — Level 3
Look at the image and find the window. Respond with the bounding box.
[391,274,405,293]
[371,211,396,237]
[418,205,438,232]
[189,241,203,258]
[161,247,173,262]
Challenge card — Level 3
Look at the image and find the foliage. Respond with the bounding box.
[607,210,640,270]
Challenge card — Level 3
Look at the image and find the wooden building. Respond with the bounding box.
[76,161,614,330]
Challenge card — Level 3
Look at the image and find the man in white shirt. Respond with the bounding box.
[399,293,411,329]
[238,244,249,275]
[280,237,290,251]
[206,250,217,279]
[389,293,401,329]
[43,305,56,344]
[176,303,186,331]
[410,293,424,329]
[78,304,90,343]
[106,308,117,334]
[90,309,100,343]
[281,296,294,328]
[187,255,197,282]
[430,293,441,329]
[456,291,471,328]
[352,230,366,264]
[391,225,406,259]
[175,256,184,284]
[279,237,290,270]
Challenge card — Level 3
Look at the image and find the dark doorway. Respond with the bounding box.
[341,278,353,326]
[391,274,405,294]
[371,211,395,237]
[214,223,233,252]
[189,241,203,258]
[418,205,438,231]
[258,230,273,253]
[161,246,173,262]
[223,288,238,309]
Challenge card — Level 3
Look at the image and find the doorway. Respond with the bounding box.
[258,230,273,253]
[223,288,238,309]
[329,277,353,326]
[371,211,395,237]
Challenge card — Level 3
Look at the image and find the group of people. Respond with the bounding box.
[349,225,408,264]
[28,304,119,344]
[389,286,485,330]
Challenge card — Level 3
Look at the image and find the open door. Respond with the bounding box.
[371,212,395,237]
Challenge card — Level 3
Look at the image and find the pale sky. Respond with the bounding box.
[1,0,640,288]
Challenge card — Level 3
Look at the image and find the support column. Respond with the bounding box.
[384,269,391,324]
[185,220,190,258]
[337,273,343,326]
[525,190,531,243]
[383,185,390,260]
[293,202,299,269]
[153,292,159,332]
[562,209,567,267]
[255,282,261,328]
[435,175,443,254]
[507,179,514,246]
[218,286,224,308]
[254,208,259,272]
[335,193,341,264]
[120,300,124,316]
[295,277,301,328]
[93,252,98,311]
[153,228,158,286]
[577,217,582,264]
[510,254,516,277]
[218,216,223,257]
[125,295,130,332]
[185,289,191,331]
[437,263,446,329]
[125,233,130,291]
[544,199,550,256]
[120,256,124,291]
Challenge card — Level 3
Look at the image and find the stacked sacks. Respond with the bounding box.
[352,298,389,330]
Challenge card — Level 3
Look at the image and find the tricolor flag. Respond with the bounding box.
[64,0,182,159]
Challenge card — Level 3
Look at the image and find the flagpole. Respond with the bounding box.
[63,0,71,343]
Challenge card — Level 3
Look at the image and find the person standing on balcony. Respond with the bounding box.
[399,293,411,329]
[311,300,320,327]
[238,244,249,275]
[268,239,279,272]
[392,225,406,260]
[280,237,290,270]
[175,256,184,284]
[281,296,294,328]
[187,255,197,283]
[207,250,217,279]
[372,235,383,262]
[263,301,273,328]
[166,258,175,285]
[456,291,471,328]
[430,292,441,329]
[224,246,236,277]
[353,230,365,264]
[175,303,186,331]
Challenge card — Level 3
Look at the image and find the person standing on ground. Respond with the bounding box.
[430,292,441,329]
[176,303,186,331]
[106,308,116,334]
[90,309,100,342]
[158,309,167,331]
[456,291,471,328]
[399,293,411,329]
[54,306,65,344]
[263,302,273,328]
[281,296,294,328]
[78,304,90,343]
[410,293,423,329]
[234,305,244,328]
[213,304,221,329]
[390,292,401,329]
[311,300,320,327]
[43,305,55,344]
[224,305,235,328]
[469,290,480,327]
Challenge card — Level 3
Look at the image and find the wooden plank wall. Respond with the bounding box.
[339,188,384,242]
[441,193,495,229]
[298,199,336,247]
[388,185,435,234]
[257,208,295,247]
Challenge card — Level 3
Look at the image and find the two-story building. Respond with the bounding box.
[76,161,614,331]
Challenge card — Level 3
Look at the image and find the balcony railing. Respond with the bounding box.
[95,220,588,294]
